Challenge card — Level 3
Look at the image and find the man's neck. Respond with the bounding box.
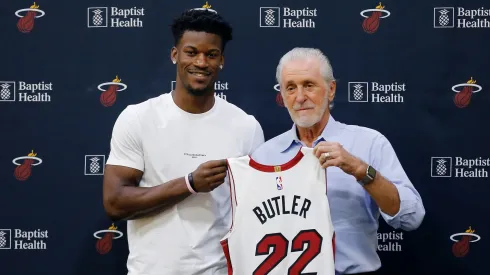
[297,113,330,147]
[172,82,215,114]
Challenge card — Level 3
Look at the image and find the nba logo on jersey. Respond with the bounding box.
[276,176,283,190]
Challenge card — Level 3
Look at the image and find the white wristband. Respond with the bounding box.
[185,174,197,194]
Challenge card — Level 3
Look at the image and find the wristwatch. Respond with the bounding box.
[358,165,376,186]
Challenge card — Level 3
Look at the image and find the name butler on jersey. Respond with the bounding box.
[221,147,335,275]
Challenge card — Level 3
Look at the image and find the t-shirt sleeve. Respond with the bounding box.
[105,106,144,172]
[247,116,265,155]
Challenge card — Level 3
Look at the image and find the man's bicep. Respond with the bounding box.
[104,165,143,189]
[106,107,145,171]
[103,165,143,217]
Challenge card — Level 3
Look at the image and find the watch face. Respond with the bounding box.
[367,166,376,178]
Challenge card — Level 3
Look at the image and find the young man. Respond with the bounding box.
[102,7,264,275]
[252,48,425,275]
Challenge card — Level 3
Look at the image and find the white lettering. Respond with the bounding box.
[283,7,317,19]
[371,93,403,103]
[14,229,49,240]
[111,18,143,27]
[455,168,488,177]
[18,92,51,102]
[371,82,406,93]
[457,18,490,28]
[214,81,229,90]
[216,92,227,101]
[18,81,53,93]
[111,7,145,18]
[377,242,402,252]
[455,157,490,168]
[14,240,46,249]
[283,18,315,28]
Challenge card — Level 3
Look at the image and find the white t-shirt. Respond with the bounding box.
[106,92,265,275]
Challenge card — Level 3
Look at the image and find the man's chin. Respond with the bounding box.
[186,84,211,96]
[292,116,320,128]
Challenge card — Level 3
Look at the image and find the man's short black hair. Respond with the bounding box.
[171,9,233,52]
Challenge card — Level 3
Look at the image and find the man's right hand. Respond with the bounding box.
[191,159,228,192]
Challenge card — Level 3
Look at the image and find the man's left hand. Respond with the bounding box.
[313,141,367,180]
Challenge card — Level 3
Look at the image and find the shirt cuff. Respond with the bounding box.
[379,183,417,227]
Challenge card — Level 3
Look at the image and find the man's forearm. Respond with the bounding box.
[106,177,191,221]
[354,163,400,216]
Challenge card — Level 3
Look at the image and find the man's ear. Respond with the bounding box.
[171,47,178,64]
[328,81,336,103]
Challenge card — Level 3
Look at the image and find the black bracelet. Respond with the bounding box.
[188,172,197,193]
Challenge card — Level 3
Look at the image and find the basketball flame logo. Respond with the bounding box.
[97,75,128,107]
[202,1,212,9]
[450,226,481,257]
[15,2,46,33]
[452,77,482,108]
[273,84,284,107]
[13,150,43,181]
[360,3,391,34]
[94,223,124,255]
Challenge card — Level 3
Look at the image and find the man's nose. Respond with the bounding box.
[295,86,306,103]
[194,54,208,67]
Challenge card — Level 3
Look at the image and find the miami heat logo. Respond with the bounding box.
[15,2,45,33]
[274,84,284,107]
[13,150,42,181]
[98,75,127,107]
[450,226,480,257]
[94,223,123,255]
[452,77,482,108]
[360,3,391,34]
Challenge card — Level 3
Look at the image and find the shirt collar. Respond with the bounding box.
[278,115,339,153]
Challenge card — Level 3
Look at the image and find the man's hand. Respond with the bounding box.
[313,141,367,180]
[191,159,228,192]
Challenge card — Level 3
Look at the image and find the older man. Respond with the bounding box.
[251,48,425,275]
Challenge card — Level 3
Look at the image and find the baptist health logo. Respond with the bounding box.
[434,7,490,28]
[260,7,317,28]
[85,155,106,175]
[87,6,145,28]
[171,81,228,101]
[0,229,48,250]
[0,81,52,102]
[348,82,405,103]
[377,230,403,252]
[431,157,489,178]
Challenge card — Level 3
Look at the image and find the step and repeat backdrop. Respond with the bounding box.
[1,0,489,274]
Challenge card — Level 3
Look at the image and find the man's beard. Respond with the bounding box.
[185,82,213,96]
[285,93,330,128]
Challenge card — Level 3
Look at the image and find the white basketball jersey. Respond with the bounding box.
[220,147,335,275]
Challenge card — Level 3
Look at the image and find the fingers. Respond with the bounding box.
[204,159,228,168]
[321,159,340,169]
[207,171,227,183]
[205,165,228,176]
[314,145,334,158]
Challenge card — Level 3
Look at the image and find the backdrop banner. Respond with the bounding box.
[1,0,488,274]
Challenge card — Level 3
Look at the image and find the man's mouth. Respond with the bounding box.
[188,71,211,77]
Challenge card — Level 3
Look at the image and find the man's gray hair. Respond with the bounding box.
[275,47,336,109]
[275,47,336,85]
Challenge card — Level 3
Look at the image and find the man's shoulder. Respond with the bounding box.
[117,93,168,120]
[217,97,259,125]
[218,97,252,117]
[340,120,387,144]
